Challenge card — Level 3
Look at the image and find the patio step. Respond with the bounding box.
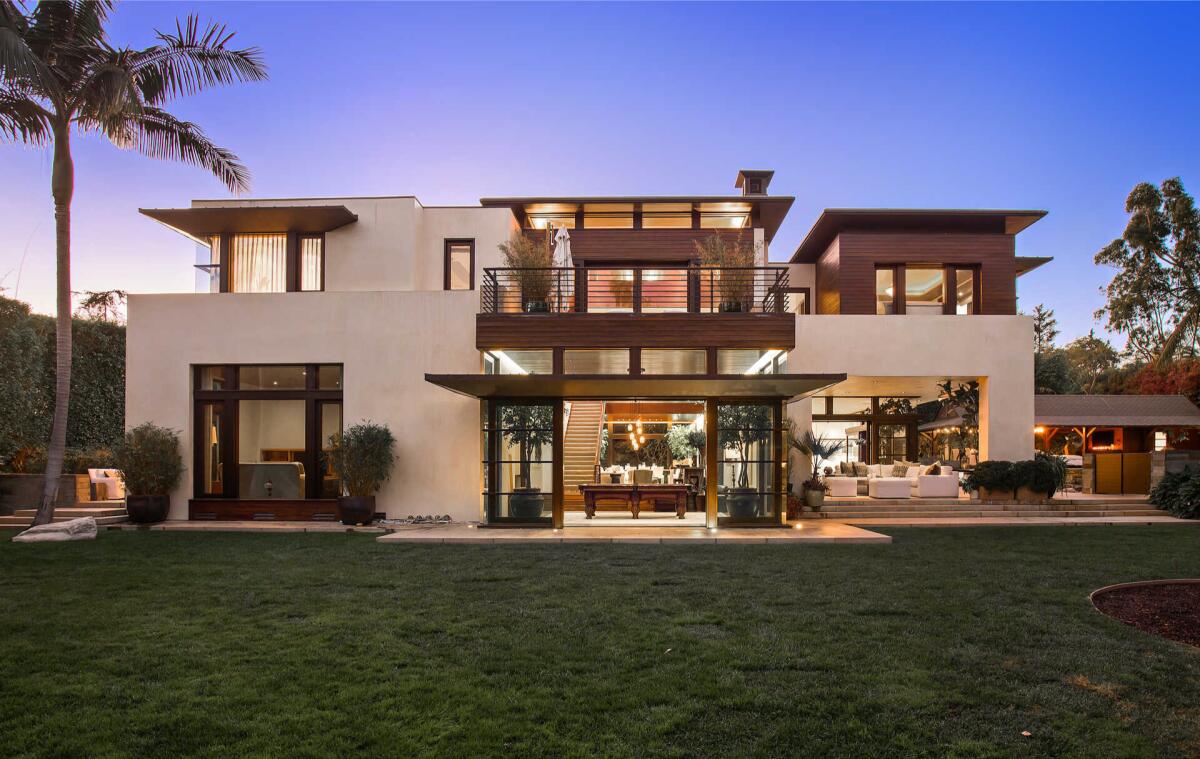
[819,509,1166,519]
[0,505,128,528]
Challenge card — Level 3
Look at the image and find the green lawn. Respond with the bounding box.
[2,527,1199,758]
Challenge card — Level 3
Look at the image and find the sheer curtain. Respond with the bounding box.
[231,234,287,293]
[300,236,323,291]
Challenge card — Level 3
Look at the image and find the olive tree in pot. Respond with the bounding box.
[113,424,184,524]
[719,404,773,518]
[330,422,396,525]
[789,427,845,513]
[694,232,760,312]
[500,405,554,519]
[498,231,556,313]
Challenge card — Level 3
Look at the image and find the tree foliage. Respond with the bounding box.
[1095,178,1200,366]
[1062,331,1119,393]
[1030,304,1059,354]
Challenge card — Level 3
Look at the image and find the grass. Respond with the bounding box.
[1,527,1199,758]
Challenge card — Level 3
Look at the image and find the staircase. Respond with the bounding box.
[817,497,1168,520]
[0,503,128,528]
[563,401,605,508]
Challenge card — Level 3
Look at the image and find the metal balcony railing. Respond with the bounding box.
[480,265,789,315]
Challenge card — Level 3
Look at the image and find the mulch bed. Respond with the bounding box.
[1092,582,1200,648]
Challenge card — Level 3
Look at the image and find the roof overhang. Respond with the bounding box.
[479,196,795,242]
[140,205,358,243]
[425,373,845,400]
[790,208,1048,262]
[1015,256,1053,276]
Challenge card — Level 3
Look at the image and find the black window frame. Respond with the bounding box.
[444,238,475,291]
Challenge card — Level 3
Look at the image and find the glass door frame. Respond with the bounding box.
[483,397,562,527]
[707,397,787,528]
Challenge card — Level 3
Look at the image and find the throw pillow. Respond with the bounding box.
[839,461,852,475]
[906,466,922,478]
[891,464,908,477]
[923,463,941,476]
[853,462,869,477]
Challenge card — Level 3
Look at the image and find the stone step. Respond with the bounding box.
[820,509,1165,519]
[12,507,127,518]
[0,514,128,528]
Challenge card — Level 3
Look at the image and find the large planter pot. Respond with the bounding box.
[718,301,745,313]
[337,495,377,526]
[1015,485,1048,504]
[726,488,759,518]
[125,494,170,524]
[523,300,550,314]
[976,487,1014,503]
[509,488,544,519]
[804,487,826,513]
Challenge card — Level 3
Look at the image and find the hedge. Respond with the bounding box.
[963,453,1067,498]
[0,295,125,465]
[1148,468,1200,519]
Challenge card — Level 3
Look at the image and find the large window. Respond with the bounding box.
[483,350,553,375]
[641,202,692,229]
[904,265,944,315]
[484,401,555,523]
[563,349,629,375]
[207,233,326,294]
[230,233,287,293]
[583,203,634,229]
[193,364,343,501]
[444,239,474,290]
[718,349,785,375]
[716,402,782,524]
[640,349,707,375]
[875,264,979,315]
[699,202,751,229]
[812,396,917,465]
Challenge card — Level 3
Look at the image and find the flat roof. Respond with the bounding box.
[789,208,1047,262]
[140,206,358,243]
[425,373,844,400]
[479,196,795,242]
[1035,394,1200,428]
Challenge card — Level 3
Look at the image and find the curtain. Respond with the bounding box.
[231,234,287,293]
[300,236,323,291]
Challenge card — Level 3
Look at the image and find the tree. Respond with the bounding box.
[1,2,266,525]
[498,405,553,490]
[75,288,126,323]
[1095,178,1200,366]
[717,404,772,488]
[937,379,979,465]
[1031,304,1059,353]
[1063,330,1119,393]
[1034,350,1075,395]
[1128,360,1200,404]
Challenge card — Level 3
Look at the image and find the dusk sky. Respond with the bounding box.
[3,1,1198,345]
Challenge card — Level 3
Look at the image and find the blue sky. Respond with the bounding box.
[3,1,1198,345]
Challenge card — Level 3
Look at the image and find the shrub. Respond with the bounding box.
[1014,453,1068,498]
[63,447,115,474]
[963,460,1016,493]
[330,422,396,497]
[498,232,555,306]
[1149,468,1200,519]
[113,424,184,496]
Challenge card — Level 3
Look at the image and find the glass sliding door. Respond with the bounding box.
[196,402,228,496]
[318,401,343,498]
[716,401,783,525]
[484,400,556,524]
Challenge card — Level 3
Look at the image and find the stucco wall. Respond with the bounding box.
[126,291,483,521]
[788,315,1035,462]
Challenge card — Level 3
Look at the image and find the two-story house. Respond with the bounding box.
[129,170,1044,527]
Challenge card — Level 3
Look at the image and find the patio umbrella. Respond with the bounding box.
[554,226,573,268]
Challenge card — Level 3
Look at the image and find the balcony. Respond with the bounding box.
[477,266,796,350]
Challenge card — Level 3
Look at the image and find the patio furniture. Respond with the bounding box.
[88,469,125,500]
[868,477,911,499]
[239,462,305,499]
[913,467,961,498]
[826,477,859,498]
[578,483,689,518]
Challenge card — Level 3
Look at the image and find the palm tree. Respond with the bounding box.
[1,1,266,525]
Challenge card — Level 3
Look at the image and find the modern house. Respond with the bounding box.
[128,170,1045,527]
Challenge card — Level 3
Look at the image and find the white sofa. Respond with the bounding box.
[87,469,125,500]
[825,463,960,499]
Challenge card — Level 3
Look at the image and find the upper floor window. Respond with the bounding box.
[875,267,896,314]
[525,203,576,230]
[904,265,944,315]
[231,234,287,293]
[583,203,634,229]
[699,202,751,229]
[642,203,692,229]
[299,235,324,291]
[444,239,474,290]
[875,264,980,315]
[954,268,976,314]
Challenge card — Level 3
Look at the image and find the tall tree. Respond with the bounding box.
[1030,304,1059,354]
[1095,178,1200,366]
[1,1,266,525]
[1063,330,1119,394]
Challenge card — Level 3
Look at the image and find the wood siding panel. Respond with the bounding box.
[815,238,840,314]
[835,233,1017,315]
[188,499,342,521]
[476,313,796,349]
[521,228,747,263]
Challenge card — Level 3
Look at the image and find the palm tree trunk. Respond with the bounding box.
[33,122,74,527]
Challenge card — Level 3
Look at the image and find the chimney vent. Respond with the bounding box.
[735,169,774,197]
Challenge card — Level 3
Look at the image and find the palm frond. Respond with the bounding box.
[131,15,266,104]
[106,105,250,193]
[0,86,50,143]
[73,49,143,121]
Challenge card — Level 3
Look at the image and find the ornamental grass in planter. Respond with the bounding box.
[694,232,760,312]
[498,232,555,313]
[113,424,184,523]
[329,422,396,525]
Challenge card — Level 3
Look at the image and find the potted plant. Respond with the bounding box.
[329,422,396,525]
[963,460,1016,502]
[113,423,184,524]
[718,404,773,518]
[1014,453,1067,503]
[694,232,760,312]
[499,405,553,519]
[610,274,634,309]
[498,231,555,313]
[790,427,845,513]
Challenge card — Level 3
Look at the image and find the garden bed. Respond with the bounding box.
[1091,580,1200,647]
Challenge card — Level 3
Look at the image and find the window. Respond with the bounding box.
[876,267,895,314]
[583,203,634,229]
[230,233,287,293]
[699,202,751,229]
[642,203,692,229]
[193,364,343,501]
[482,350,553,375]
[444,239,474,290]
[641,349,707,375]
[904,265,944,315]
[716,402,781,523]
[484,401,555,523]
[563,349,629,375]
[299,235,324,291]
[524,203,576,230]
[954,268,976,314]
[717,349,784,375]
[829,397,872,415]
[787,287,810,315]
